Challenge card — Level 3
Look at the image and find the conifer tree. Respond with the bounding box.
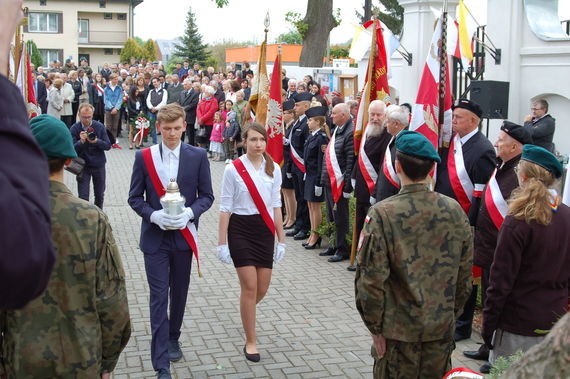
[173,7,210,65]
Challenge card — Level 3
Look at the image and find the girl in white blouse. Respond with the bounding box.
[217,122,286,362]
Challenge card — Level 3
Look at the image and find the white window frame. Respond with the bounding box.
[28,12,59,33]
[39,49,61,67]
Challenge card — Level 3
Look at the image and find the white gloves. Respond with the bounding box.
[150,210,173,230]
[217,245,232,264]
[315,186,323,197]
[165,207,194,230]
[283,137,290,146]
[274,243,286,263]
[343,192,352,199]
[351,178,356,189]
[370,196,376,205]
[286,172,293,179]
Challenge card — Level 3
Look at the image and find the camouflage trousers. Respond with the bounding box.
[372,338,455,379]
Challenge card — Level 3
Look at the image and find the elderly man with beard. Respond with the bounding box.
[374,104,410,203]
[347,100,391,271]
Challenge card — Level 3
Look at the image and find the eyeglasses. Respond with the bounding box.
[530,108,543,111]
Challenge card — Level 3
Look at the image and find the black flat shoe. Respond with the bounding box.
[328,254,348,262]
[243,345,260,362]
[304,237,322,249]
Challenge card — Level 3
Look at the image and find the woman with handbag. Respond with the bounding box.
[196,85,218,151]
[217,123,286,362]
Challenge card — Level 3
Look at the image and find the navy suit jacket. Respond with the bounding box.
[128,143,214,253]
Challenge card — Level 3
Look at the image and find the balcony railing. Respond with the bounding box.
[78,30,128,45]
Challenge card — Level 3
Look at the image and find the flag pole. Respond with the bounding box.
[438,1,449,149]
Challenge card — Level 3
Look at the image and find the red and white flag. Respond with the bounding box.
[409,16,453,149]
[265,54,283,165]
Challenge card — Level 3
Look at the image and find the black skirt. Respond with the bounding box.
[228,214,274,269]
[281,163,294,189]
[304,172,324,202]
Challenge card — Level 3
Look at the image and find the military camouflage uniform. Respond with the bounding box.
[0,181,131,378]
[355,183,473,378]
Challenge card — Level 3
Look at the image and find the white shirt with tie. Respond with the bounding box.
[162,142,181,181]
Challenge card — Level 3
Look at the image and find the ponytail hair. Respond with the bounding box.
[243,122,275,177]
[508,160,558,225]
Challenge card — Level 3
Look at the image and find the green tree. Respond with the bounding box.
[26,40,43,68]
[120,38,144,63]
[357,0,404,35]
[207,39,258,72]
[329,46,350,59]
[142,39,158,61]
[173,7,210,65]
[275,30,303,45]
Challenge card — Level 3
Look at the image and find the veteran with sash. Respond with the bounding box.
[435,99,497,342]
[128,104,214,379]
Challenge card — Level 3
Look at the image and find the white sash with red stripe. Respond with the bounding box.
[382,137,400,189]
[290,144,305,173]
[484,169,508,230]
[448,134,474,214]
[142,144,202,276]
[357,127,379,195]
[326,127,344,203]
[96,84,104,95]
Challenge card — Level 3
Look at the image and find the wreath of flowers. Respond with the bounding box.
[133,115,150,145]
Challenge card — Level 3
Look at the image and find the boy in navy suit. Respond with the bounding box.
[128,103,214,378]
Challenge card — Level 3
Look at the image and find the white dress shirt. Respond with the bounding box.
[460,128,478,145]
[161,142,181,181]
[220,155,282,215]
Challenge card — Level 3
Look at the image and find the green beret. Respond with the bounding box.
[396,130,441,163]
[29,115,77,159]
[521,144,563,178]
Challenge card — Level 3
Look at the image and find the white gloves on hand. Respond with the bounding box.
[274,243,286,263]
[370,196,376,205]
[286,172,293,179]
[351,178,356,189]
[343,192,352,199]
[283,137,290,146]
[167,207,194,230]
[150,210,172,230]
[315,186,323,197]
[217,245,232,264]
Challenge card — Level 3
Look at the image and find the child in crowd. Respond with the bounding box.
[222,100,233,122]
[210,111,225,161]
[218,101,226,121]
[222,110,240,164]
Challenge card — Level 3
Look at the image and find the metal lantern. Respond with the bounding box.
[160,179,186,230]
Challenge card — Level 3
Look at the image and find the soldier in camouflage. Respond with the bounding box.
[355,131,473,378]
[0,115,131,378]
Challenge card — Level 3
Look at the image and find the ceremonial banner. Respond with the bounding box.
[265,54,283,165]
[409,16,453,149]
[249,40,269,126]
[353,19,391,154]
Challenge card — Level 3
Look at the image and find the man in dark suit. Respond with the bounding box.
[32,72,48,114]
[99,63,112,82]
[435,99,497,343]
[523,98,555,152]
[128,103,214,379]
[179,80,200,145]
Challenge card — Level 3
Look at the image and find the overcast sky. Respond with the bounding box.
[134,0,569,45]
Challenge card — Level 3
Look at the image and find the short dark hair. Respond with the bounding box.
[48,158,67,174]
[395,151,434,181]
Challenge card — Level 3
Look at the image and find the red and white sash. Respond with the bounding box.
[142,145,202,276]
[290,144,306,173]
[232,157,276,234]
[448,134,474,214]
[382,137,400,189]
[357,128,379,195]
[326,127,344,203]
[96,84,104,95]
[484,169,508,230]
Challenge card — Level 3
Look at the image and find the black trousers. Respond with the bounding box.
[77,166,106,209]
[455,284,478,338]
[325,187,349,257]
[184,123,195,146]
[291,169,310,232]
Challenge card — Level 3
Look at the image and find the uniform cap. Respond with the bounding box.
[283,99,295,111]
[293,92,313,103]
[521,144,563,178]
[452,98,482,118]
[305,106,328,119]
[500,121,533,145]
[395,130,441,163]
[30,115,77,159]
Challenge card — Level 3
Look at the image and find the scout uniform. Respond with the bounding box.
[0,115,131,378]
[356,131,473,379]
[302,105,329,203]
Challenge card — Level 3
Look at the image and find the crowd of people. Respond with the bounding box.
[2,0,568,377]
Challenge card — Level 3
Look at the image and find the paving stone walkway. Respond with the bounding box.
[64,138,485,378]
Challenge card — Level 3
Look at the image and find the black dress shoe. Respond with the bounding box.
[463,346,489,361]
[243,345,260,362]
[319,247,335,256]
[168,340,183,362]
[156,368,172,379]
[346,265,357,271]
[286,229,300,237]
[293,231,309,240]
[479,362,492,374]
[328,254,348,262]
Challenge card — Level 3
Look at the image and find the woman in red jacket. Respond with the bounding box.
[196,85,218,150]
[482,145,570,369]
